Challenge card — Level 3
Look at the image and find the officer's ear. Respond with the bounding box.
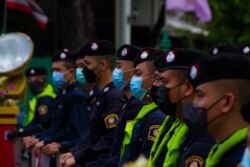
[221,92,237,113]
[184,80,194,97]
[99,60,108,71]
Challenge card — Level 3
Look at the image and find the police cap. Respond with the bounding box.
[189,54,250,88]
[25,67,47,77]
[153,54,164,71]
[116,44,141,62]
[157,48,209,72]
[78,40,116,56]
[52,49,77,63]
[134,48,162,67]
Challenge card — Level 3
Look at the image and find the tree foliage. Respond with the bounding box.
[207,0,250,45]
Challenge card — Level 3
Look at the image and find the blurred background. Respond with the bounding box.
[1,0,250,57]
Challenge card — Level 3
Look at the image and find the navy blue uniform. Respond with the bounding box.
[178,131,215,167]
[101,96,143,167]
[59,85,100,153]
[216,140,246,167]
[118,108,165,166]
[70,82,126,166]
[17,96,55,137]
[35,81,89,146]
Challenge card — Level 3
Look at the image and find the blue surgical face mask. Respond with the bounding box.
[76,68,87,84]
[52,71,66,89]
[130,76,147,101]
[241,147,250,167]
[112,68,129,90]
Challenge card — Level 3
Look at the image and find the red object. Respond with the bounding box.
[0,125,15,167]
[7,0,48,28]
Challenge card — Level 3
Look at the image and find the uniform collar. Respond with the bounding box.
[88,85,100,98]
[100,82,115,95]
[61,81,80,95]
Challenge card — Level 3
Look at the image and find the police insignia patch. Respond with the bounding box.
[185,156,204,167]
[38,105,48,115]
[104,114,119,129]
[148,125,160,141]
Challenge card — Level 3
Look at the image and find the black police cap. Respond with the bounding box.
[25,67,47,77]
[153,54,164,71]
[52,49,77,63]
[157,48,209,72]
[78,40,116,56]
[188,54,250,88]
[209,43,239,56]
[116,44,141,62]
[134,48,163,67]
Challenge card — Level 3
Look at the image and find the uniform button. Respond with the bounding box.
[63,90,67,95]
[96,101,100,106]
[139,138,142,142]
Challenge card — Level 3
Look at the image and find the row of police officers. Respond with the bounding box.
[9,41,250,167]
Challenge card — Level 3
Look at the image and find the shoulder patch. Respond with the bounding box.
[236,163,241,167]
[38,105,48,115]
[104,114,119,129]
[185,156,204,167]
[148,125,160,141]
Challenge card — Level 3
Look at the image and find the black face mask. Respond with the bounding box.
[241,101,250,123]
[150,85,159,103]
[82,68,96,83]
[28,80,45,95]
[154,86,177,116]
[182,96,225,132]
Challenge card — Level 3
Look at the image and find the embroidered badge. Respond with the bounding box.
[30,69,35,75]
[38,105,48,115]
[60,52,66,59]
[140,51,149,59]
[104,114,119,129]
[121,48,128,56]
[91,42,98,51]
[166,51,175,63]
[148,125,160,141]
[243,46,250,54]
[212,47,218,55]
[190,64,199,80]
[185,156,204,167]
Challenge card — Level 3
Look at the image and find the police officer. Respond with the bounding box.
[119,48,166,166]
[147,48,214,167]
[59,40,126,167]
[183,53,250,166]
[8,67,56,139]
[240,44,250,166]
[99,44,144,166]
[24,49,88,157]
